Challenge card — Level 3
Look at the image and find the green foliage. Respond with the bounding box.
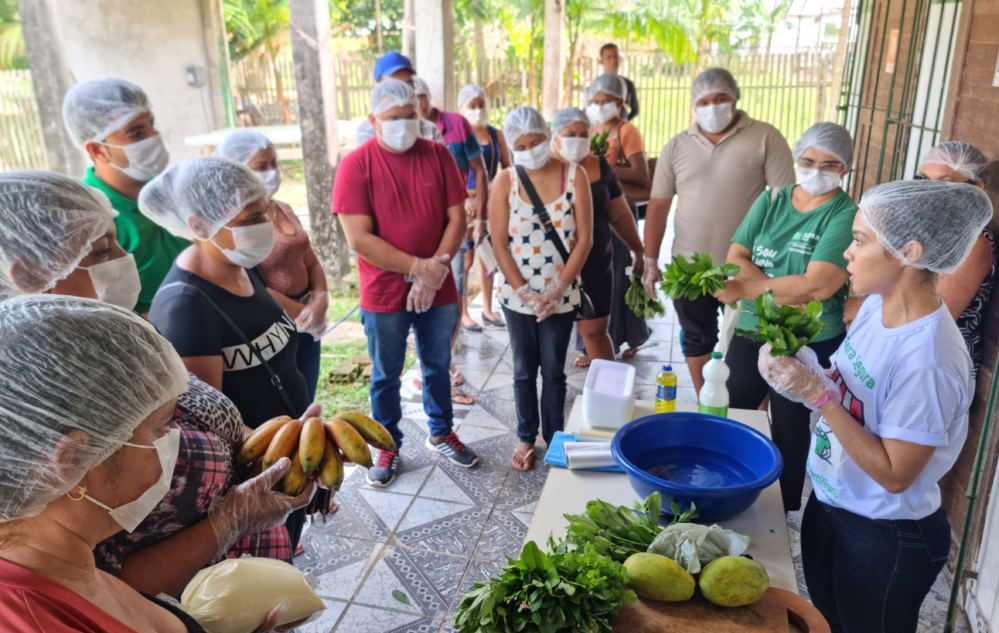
[669,501,699,525]
[223,0,289,61]
[625,275,666,320]
[454,540,636,633]
[736,289,826,357]
[0,0,26,70]
[329,0,404,55]
[660,252,740,302]
[735,0,793,50]
[563,493,663,562]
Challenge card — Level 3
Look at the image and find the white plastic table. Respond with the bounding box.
[523,399,799,594]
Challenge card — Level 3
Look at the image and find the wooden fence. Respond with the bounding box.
[0,70,47,171]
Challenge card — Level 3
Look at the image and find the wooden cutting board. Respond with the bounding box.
[612,587,830,633]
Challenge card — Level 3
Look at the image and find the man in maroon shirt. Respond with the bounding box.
[333,80,480,487]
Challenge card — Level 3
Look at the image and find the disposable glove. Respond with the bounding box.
[757,343,839,410]
[642,257,662,297]
[515,284,550,316]
[407,254,450,289]
[406,278,437,314]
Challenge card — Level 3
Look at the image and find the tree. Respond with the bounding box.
[223,0,293,124]
[0,0,26,70]
[736,0,792,58]
[328,0,404,56]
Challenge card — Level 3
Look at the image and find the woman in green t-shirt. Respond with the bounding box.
[713,122,858,513]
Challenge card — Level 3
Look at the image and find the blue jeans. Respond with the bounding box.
[295,332,322,402]
[801,492,951,633]
[361,302,459,448]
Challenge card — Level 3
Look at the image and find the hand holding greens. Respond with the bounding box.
[660,253,740,302]
[625,275,666,320]
[736,289,825,357]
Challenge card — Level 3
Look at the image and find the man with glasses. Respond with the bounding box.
[354,51,443,145]
[643,67,795,394]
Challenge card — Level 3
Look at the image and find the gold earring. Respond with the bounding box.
[67,486,86,501]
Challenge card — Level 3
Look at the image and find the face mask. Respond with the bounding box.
[213,221,275,268]
[695,102,734,134]
[103,135,170,182]
[586,102,619,125]
[83,428,180,533]
[514,142,551,170]
[258,169,281,197]
[378,119,420,152]
[463,108,486,128]
[557,137,590,164]
[80,253,142,311]
[798,167,843,195]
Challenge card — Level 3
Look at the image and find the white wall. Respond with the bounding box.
[55,0,224,161]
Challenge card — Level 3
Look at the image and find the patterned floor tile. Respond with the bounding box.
[452,368,493,396]
[625,340,669,362]
[296,598,349,633]
[480,371,516,393]
[308,488,401,541]
[495,465,550,513]
[352,547,470,619]
[418,460,510,507]
[333,604,441,633]
[451,346,504,375]
[462,429,520,466]
[473,511,531,562]
[468,390,519,429]
[396,498,489,556]
[460,403,512,430]
[296,533,381,601]
[647,321,675,342]
[446,558,505,627]
[491,348,516,375]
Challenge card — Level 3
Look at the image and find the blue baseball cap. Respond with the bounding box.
[373,51,414,82]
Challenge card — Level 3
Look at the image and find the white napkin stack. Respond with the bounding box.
[564,441,617,469]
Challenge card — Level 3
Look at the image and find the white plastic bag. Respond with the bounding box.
[181,557,326,633]
[648,523,751,574]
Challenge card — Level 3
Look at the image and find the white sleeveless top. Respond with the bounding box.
[498,163,582,316]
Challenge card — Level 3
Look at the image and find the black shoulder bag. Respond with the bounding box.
[515,165,596,320]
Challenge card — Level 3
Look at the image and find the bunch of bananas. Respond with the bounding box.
[590,130,610,156]
[237,411,397,495]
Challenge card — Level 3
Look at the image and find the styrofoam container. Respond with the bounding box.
[583,359,636,430]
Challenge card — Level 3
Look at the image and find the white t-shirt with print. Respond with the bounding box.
[807,294,972,520]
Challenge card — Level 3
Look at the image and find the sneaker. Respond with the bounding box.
[367,450,399,487]
[425,433,480,468]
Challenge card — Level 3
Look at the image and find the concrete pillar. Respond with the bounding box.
[541,0,564,120]
[18,0,87,177]
[289,0,351,288]
[402,0,416,64]
[415,0,455,112]
[199,0,232,129]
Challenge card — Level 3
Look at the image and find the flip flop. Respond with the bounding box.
[451,386,474,405]
[449,368,465,386]
[511,446,535,471]
[573,354,592,368]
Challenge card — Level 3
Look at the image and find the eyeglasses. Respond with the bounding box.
[913,173,972,184]
[913,174,929,180]
[797,160,844,173]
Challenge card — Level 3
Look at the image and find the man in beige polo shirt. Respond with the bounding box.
[643,67,795,394]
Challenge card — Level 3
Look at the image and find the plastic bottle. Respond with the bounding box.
[655,365,677,413]
[698,352,730,417]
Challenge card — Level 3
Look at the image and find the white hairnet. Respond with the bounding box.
[692,67,740,103]
[212,129,275,166]
[0,170,117,301]
[63,78,152,149]
[370,80,418,116]
[859,180,993,274]
[503,107,549,147]
[0,295,188,522]
[921,141,991,186]
[412,76,431,97]
[458,84,486,109]
[138,157,267,241]
[793,122,854,166]
[552,107,590,135]
[586,72,627,102]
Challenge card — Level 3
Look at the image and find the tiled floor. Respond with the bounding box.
[296,297,971,632]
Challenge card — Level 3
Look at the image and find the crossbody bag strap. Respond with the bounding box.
[515,165,573,266]
[158,282,299,416]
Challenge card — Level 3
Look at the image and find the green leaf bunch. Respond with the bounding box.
[735,289,826,357]
[659,252,740,302]
[624,275,666,320]
[563,493,663,562]
[454,540,636,633]
[590,130,610,155]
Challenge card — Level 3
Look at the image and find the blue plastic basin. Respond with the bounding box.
[611,412,783,523]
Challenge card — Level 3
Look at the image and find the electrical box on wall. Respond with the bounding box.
[185,65,207,87]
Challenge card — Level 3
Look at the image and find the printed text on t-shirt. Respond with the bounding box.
[222,314,297,371]
[843,336,876,389]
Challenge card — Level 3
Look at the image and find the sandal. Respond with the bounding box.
[573,354,592,368]
[622,346,642,358]
[449,367,465,386]
[451,386,474,405]
[511,446,536,471]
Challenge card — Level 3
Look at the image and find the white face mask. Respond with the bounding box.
[586,102,619,125]
[258,169,281,197]
[103,135,170,182]
[83,428,180,533]
[514,142,551,170]
[213,221,275,268]
[378,119,420,152]
[798,167,843,195]
[557,136,590,164]
[80,253,142,311]
[695,102,734,134]
[463,108,487,128]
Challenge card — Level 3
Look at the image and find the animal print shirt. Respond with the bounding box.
[955,228,996,378]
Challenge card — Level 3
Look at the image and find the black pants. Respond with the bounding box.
[504,307,575,446]
[726,332,845,512]
[285,508,305,552]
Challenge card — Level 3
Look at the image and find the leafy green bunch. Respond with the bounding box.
[625,275,666,320]
[660,252,740,302]
[590,130,610,156]
[454,540,635,633]
[736,289,826,357]
[563,493,663,562]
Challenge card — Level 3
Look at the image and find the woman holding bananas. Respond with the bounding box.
[0,171,312,598]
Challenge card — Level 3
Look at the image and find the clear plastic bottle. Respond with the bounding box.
[698,352,730,417]
[655,365,678,413]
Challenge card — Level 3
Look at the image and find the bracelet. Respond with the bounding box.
[812,392,836,409]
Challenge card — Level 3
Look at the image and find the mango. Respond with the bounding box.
[623,552,695,602]
[698,556,770,607]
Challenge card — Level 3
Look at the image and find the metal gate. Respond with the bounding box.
[837,0,962,197]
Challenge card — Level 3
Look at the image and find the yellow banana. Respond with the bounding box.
[263,419,303,470]
[282,451,311,496]
[324,418,373,468]
[299,417,326,475]
[236,416,292,464]
[335,410,397,452]
[318,440,345,491]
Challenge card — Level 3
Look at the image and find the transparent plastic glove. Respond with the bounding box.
[472,219,489,246]
[209,458,316,559]
[407,254,451,290]
[632,252,645,278]
[406,278,437,314]
[515,284,549,315]
[253,602,316,632]
[757,343,839,410]
[295,292,329,334]
[642,257,662,297]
